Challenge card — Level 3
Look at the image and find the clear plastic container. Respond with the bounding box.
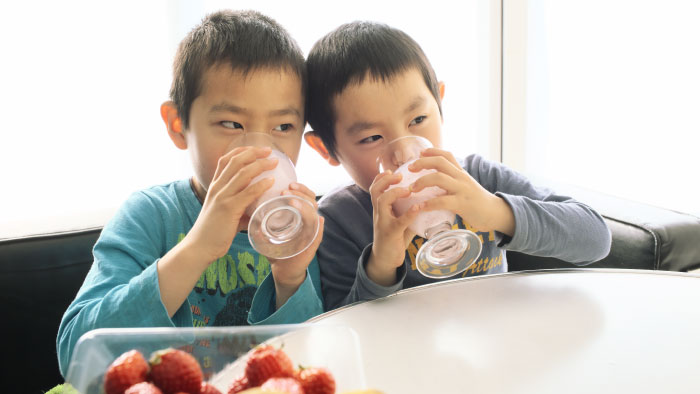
[66,324,366,393]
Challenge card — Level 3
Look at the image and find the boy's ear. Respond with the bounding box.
[160,101,187,150]
[438,81,445,101]
[304,131,340,166]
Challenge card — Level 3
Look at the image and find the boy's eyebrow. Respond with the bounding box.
[210,103,245,114]
[344,96,428,135]
[405,96,427,114]
[268,107,302,118]
[345,121,379,136]
[210,103,301,118]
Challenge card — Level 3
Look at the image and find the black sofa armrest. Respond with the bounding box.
[0,228,101,393]
[507,184,700,272]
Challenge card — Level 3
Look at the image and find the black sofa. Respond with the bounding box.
[2,188,699,394]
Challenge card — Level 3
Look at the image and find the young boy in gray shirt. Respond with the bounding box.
[304,21,612,310]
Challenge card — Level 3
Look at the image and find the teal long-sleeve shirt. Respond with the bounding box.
[56,179,323,377]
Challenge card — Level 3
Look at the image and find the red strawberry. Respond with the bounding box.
[297,367,335,394]
[244,346,294,386]
[125,382,164,394]
[260,377,305,394]
[149,348,203,394]
[200,382,222,394]
[226,375,250,394]
[104,349,149,394]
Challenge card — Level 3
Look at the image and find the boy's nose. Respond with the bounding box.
[377,135,428,172]
[390,140,422,166]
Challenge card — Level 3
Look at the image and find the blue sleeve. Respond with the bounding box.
[56,192,192,377]
[247,256,324,324]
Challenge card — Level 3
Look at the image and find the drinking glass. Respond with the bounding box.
[378,135,482,278]
[230,133,319,259]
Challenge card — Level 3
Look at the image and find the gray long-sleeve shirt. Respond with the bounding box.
[317,154,611,310]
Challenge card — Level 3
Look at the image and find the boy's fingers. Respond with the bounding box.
[282,190,319,209]
[409,172,458,194]
[369,171,402,205]
[371,171,400,190]
[223,156,278,195]
[420,194,458,212]
[288,182,318,201]
[376,187,410,212]
[214,146,273,184]
[409,156,463,178]
[397,202,420,226]
[227,176,274,210]
[373,170,391,182]
[421,148,462,168]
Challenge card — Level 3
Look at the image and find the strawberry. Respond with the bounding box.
[227,375,250,394]
[104,349,149,394]
[260,377,305,394]
[149,348,203,394]
[297,367,335,394]
[244,346,294,386]
[125,382,164,394]
[200,382,223,394]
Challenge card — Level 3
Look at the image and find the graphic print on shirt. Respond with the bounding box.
[177,234,271,327]
[405,218,503,277]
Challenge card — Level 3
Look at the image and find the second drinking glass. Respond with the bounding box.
[378,135,482,278]
[230,133,319,259]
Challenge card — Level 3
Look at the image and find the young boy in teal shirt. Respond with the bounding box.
[56,10,325,377]
[304,21,611,310]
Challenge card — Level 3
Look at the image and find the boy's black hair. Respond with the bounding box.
[306,21,442,159]
[170,10,306,129]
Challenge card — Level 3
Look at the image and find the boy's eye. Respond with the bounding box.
[409,116,426,126]
[360,135,382,144]
[274,124,293,132]
[221,121,243,129]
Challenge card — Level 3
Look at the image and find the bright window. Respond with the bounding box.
[502,0,700,216]
[1,1,495,237]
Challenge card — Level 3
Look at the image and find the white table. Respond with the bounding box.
[310,269,700,394]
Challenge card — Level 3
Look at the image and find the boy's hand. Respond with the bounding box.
[186,146,278,263]
[408,148,515,236]
[268,182,325,309]
[367,171,421,287]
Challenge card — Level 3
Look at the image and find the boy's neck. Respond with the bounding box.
[189,177,206,204]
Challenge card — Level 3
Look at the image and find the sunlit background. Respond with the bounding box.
[1,0,697,238]
[502,0,700,218]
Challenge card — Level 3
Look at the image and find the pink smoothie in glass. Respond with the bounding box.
[389,159,455,238]
[245,149,297,217]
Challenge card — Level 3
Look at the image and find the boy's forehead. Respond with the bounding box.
[200,63,302,92]
[198,65,303,104]
[192,63,304,121]
[333,68,432,118]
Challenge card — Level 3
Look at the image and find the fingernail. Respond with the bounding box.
[289,182,300,190]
